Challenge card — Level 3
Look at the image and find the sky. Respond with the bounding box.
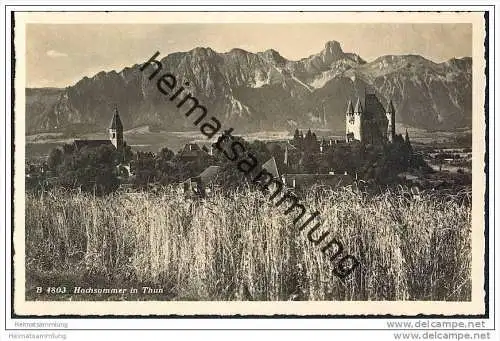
[25,23,472,88]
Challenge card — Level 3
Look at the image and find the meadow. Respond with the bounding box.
[25,186,471,301]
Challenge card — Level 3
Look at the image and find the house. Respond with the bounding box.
[261,157,279,178]
[178,143,206,161]
[259,156,353,192]
[182,165,221,197]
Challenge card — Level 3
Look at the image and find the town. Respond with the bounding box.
[25,90,472,198]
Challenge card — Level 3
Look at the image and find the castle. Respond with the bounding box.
[345,93,396,144]
[73,107,124,151]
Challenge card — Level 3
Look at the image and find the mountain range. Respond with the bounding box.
[25,40,472,135]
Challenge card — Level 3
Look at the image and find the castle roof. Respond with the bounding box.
[346,100,354,114]
[364,93,386,120]
[354,98,363,113]
[109,108,123,130]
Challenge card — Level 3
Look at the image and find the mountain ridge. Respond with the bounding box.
[25,40,472,134]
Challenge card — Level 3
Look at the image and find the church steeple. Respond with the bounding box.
[109,106,124,150]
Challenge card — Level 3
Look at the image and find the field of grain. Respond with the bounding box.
[25,187,471,301]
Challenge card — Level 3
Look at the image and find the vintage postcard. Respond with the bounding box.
[12,11,488,316]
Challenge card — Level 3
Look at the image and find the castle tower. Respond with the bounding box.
[346,99,354,116]
[345,99,355,142]
[354,97,363,114]
[386,100,396,143]
[109,106,124,150]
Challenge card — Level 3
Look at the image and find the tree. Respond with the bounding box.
[47,147,63,171]
[302,151,320,173]
[159,147,174,162]
[213,158,250,190]
[62,143,76,155]
[132,151,163,188]
[209,135,259,191]
[57,145,120,195]
[250,140,273,162]
[153,147,177,184]
[292,129,303,148]
[404,130,414,154]
[303,129,319,152]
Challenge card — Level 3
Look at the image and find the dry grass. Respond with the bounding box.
[25,186,471,301]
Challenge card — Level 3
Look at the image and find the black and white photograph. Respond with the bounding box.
[10,10,488,317]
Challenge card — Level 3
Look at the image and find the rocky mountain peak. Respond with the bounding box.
[321,40,345,63]
[190,46,218,58]
[443,57,472,70]
[324,40,343,54]
[259,49,287,65]
[228,47,251,55]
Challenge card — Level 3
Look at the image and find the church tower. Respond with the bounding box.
[109,106,124,151]
[386,100,396,143]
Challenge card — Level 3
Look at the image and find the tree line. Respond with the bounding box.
[26,132,425,196]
